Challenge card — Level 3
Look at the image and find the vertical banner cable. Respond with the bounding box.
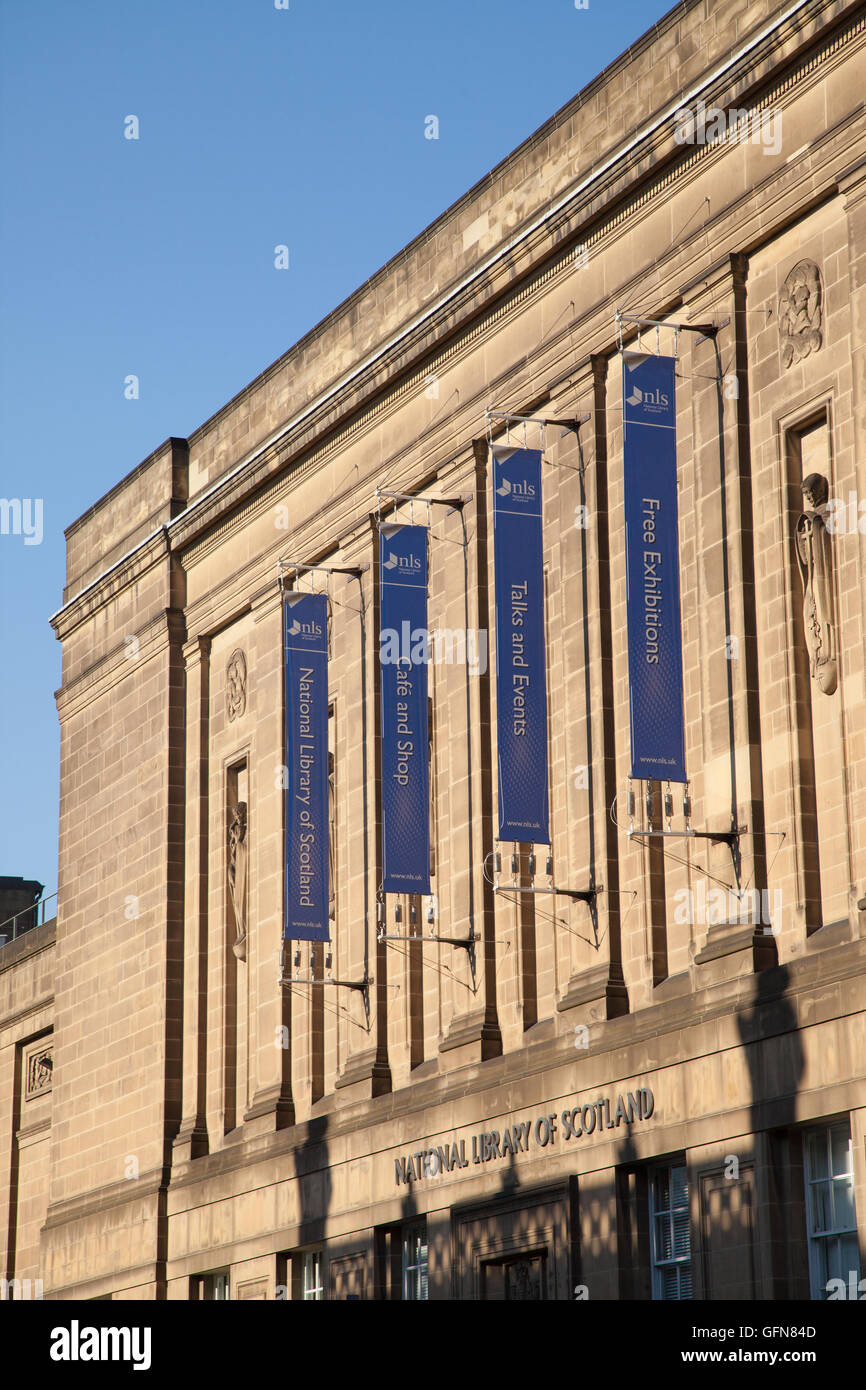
[622,351,687,783]
[379,522,432,895]
[283,591,331,941]
[491,443,550,844]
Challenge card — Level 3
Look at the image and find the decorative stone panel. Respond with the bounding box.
[24,1042,53,1100]
[779,260,823,368]
[226,649,247,721]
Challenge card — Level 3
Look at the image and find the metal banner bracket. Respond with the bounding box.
[278,944,371,992]
[628,824,746,876]
[377,931,477,952]
[279,559,366,581]
[485,410,590,428]
[375,488,471,519]
[617,309,733,355]
[279,972,372,992]
[492,883,602,906]
[627,826,746,846]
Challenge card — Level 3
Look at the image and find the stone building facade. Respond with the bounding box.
[3,0,866,1301]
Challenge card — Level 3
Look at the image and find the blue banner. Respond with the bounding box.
[492,445,550,843]
[283,592,330,941]
[623,352,687,783]
[379,524,431,895]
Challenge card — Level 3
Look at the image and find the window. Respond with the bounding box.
[191,1271,229,1300]
[303,1251,324,1301]
[278,1248,327,1300]
[650,1164,692,1300]
[402,1222,428,1301]
[376,1219,428,1299]
[804,1123,861,1299]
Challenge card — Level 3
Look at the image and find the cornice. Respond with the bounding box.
[164,932,866,1198]
[183,122,862,603]
[0,918,57,977]
[42,1166,168,1231]
[50,528,171,640]
[0,994,54,1034]
[141,4,866,564]
[52,0,864,633]
[108,118,865,662]
[55,610,186,721]
[163,0,840,469]
[157,0,706,460]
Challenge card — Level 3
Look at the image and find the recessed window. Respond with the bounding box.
[650,1164,692,1300]
[192,1270,229,1300]
[804,1123,861,1299]
[303,1251,324,1302]
[402,1222,428,1301]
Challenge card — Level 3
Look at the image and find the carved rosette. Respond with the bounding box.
[226,649,247,722]
[779,260,823,369]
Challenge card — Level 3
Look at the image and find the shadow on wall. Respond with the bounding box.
[612,962,806,1302]
[736,963,807,1300]
[297,1112,332,1282]
[296,964,808,1300]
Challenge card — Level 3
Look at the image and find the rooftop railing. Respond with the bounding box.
[0,892,57,948]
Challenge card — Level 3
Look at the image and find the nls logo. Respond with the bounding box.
[626,385,669,408]
[383,552,421,571]
[288,618,323,637]
[496,477,535,498]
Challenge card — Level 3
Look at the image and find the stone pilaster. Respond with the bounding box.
[172,635,211,1163]
[840,156,866,939]
[684,257,777,983]
[244,583,294,1133]
[333,519,392,1103]
[555,355,628,1026]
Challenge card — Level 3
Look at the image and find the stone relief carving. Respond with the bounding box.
[507,1257,544,1301]
[226,649,247,721]
[25,1045,53,1099]
[228,801,248,960]
[779,260,822,368]
[795,472,838,696]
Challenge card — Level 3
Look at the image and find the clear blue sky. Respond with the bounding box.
[0,0,672,897]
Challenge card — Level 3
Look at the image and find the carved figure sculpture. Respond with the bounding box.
[795,472,838,695]
[228,801,248,960]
